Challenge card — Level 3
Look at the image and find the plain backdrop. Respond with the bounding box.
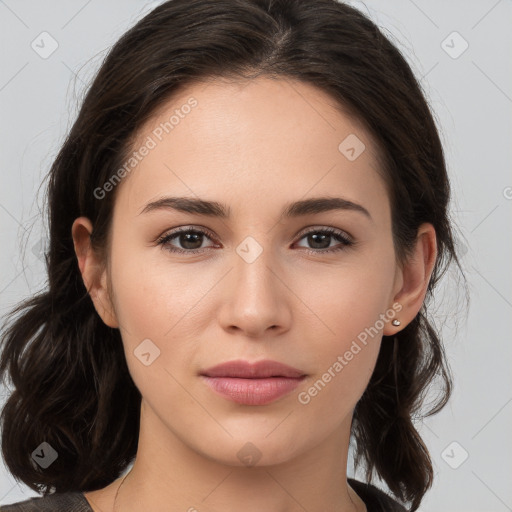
[0,1,511,511]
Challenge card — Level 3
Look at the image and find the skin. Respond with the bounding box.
[72,77,436,512]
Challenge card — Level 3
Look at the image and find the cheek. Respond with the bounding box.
[109,244,202,339]
[107,251,201,408]
[296,280,387,416]
[296,252,396,340]
[107,245,221,398]
[293,258,395,407]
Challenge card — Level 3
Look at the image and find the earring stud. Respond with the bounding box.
[392,319,401,326]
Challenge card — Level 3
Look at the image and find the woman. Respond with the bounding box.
[0,0,463,510]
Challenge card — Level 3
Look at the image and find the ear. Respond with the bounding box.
[383,223,437,335]
[71,217,119,328]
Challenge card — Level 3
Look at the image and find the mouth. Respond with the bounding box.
[199,359,307,405]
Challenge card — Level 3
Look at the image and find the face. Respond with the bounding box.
[90,77,404,467]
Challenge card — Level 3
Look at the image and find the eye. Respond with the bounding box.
[294,227,354,254]
[156,226,354,255]
[156,227,217,254]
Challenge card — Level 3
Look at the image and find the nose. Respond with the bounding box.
[217,246,292,338]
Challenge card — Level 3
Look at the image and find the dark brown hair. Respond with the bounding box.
[0,1,465,510]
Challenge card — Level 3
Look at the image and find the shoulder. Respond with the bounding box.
[0,492,93,512]
[348,478,408,512]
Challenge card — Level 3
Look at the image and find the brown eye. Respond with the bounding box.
[295,228,353,254]
[157,227,217,254]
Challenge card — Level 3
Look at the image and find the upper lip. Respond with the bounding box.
[200,359,306,378]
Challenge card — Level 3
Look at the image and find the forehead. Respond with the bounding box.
[114,76,388,221]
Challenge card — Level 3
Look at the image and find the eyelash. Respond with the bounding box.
[156,226,354,255]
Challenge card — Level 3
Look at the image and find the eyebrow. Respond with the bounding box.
[139,196,372,220]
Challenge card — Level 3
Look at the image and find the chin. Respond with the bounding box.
[192,430,306,469]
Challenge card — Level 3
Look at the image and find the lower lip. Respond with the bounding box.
[200,376,306,405]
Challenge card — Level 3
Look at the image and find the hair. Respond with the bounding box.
[0,0,466,510]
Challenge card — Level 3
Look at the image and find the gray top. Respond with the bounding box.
[0,492,93,512]
[0,479,408,511]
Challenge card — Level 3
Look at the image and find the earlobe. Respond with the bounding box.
[383,223,437,335]
[71,217,119,329]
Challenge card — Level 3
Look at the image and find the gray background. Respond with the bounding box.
[0,1,511,510]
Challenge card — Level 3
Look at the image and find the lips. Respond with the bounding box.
[200,359,306,379]
[199,359,307,405]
